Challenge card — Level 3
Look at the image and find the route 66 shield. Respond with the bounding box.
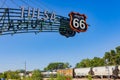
[69,12,88,33]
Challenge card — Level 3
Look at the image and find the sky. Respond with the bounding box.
[0,0,120,72]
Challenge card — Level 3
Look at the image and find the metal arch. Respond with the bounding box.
[0,7,69,36]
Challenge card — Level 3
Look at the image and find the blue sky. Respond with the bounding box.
[0,0,120,72]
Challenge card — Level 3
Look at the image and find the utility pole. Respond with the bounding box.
[25,61,26,78]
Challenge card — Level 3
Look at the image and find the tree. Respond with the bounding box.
[64,62,72,68]
[116,46,120,54]
[104,52,111,62]
[91,57,104,67]
[104,49,118,65]
[115,46,120,65]
[4,70,20,80]
[110,50,116,65]
[16,69,26,73]
[44,62,71,71]
[75,59,91,68]
[76,46,120,68]
[75,57,104,68]
[115,53,120,65]
[31,69,42,80]
[0,73,5,78]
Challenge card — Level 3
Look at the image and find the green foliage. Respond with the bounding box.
[76,57,104,68]
[116,46,120,53]
[16,69,26,73]
[56,74,65,80]
[0,73,5,78]
[65,76,72,80]
[91,57,104,67]
[49,74,55,80]
[115,46,120,64]
[56,74,72,80]
[23,69,43,80]
[104,46,120,65]
[76,46,120,68]
[23,77,32,80]
[87,75,92,80]
[31,69,43,80]
[44,62,71,71]
[4,70,20,80]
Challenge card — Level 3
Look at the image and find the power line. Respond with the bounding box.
[29,0,45,10]
[10,0,20,7]
[38,0,55,12]
[2,0,9,8]
[4,3,9,8]
[1,0,7,8]
[20,0,32,7]
[29,0,56,12]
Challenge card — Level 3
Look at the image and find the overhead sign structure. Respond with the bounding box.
[0,7,88,37]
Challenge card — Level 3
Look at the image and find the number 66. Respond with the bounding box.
[73,18,86,30]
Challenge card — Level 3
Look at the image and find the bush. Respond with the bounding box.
[87,75,92,80]
[49,74,55,80]
[56,74,72,80]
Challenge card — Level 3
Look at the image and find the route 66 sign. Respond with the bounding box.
[69,12,88,33]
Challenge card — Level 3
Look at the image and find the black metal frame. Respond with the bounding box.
[0,8,69,35]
